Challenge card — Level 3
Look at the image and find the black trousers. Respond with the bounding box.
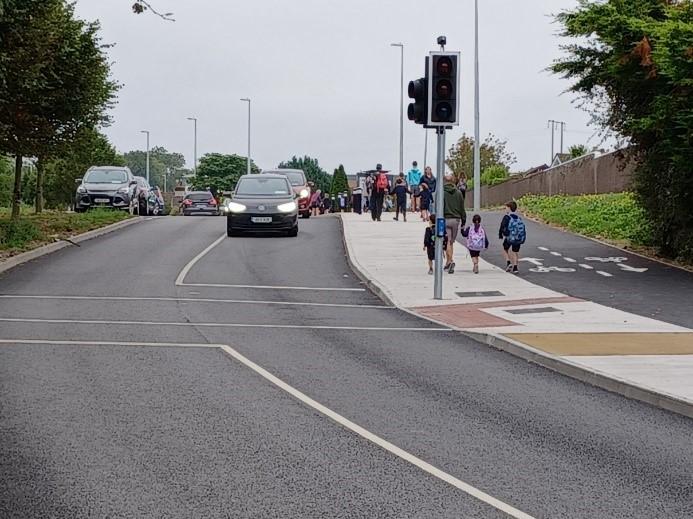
[371,192,384,220]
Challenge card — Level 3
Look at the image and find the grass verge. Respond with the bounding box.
[0,208,132,258]
[518,193,692,270]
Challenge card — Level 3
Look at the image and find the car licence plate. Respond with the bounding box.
[251,217,272,223]
[94,198,110,203]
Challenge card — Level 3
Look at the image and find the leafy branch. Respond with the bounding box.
[131,1,174,21]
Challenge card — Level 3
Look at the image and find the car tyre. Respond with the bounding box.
[301,211,310,219]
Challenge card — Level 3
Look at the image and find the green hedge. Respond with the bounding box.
[519,193,651,245]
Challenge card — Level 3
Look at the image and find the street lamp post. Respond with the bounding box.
[390,43,404,175]
[140,130,150,184]
[473,0,481,212]
[240,98,251,175]
[186,117,197,175]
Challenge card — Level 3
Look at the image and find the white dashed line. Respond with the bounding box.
[579,264,594,270]
[219,344,537,519]
[537,247,549,251]
[563,258,577,263]
[0,317,448,332]
[596,271,613,277]
[550,251,562,257]
[0,339,220,348]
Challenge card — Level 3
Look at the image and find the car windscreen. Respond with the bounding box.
[186,193,212,201]
[236,177,291,196]
[85,169,128,184]
[281,171,305,186]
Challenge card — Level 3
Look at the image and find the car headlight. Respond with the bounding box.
[277,201,297,213]
[226,201,247,213]
[77,185,87,193]
[117,186,130,194]
[299,188,310,198]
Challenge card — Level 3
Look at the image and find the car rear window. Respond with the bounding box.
[186,192,213,201]
[85,169,128,184]
[236,178,291,196]
[264,170,305,186]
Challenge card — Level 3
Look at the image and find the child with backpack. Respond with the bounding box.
[390,177,411,221]
[419,182,432,221]
[423,214,449,275]
[498,200,526,274]
[461,214,489,274]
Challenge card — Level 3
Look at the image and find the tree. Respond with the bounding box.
[122,147,186,189]
[551,0,693,261]
[131,1,174,20]
[330,165,350,201]
[446,133,516,182]
[278,155,332,193]
[193,153,258,194]
[43,128,124,209]
[480,165,510,187]
[0,0,118,220]
[569,144,590,159]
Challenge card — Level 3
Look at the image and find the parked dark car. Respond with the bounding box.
[261,169,311,219]
[225,174,298,237]
[133,176,160,216]
[74,166,137,213]
[181,191,219,216]
[149,186,165,215]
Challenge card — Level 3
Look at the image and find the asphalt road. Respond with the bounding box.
[476,211,693,328]
[1,215,692,518]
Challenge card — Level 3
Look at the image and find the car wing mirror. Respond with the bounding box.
[75,178,83,184]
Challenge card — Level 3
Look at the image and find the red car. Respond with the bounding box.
[261,169,311,218]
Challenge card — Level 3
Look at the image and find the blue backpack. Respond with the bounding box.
[507,214,526,245]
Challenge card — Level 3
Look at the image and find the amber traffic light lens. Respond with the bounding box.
[436,79,452,99]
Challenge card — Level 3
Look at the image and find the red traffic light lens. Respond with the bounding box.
[436,56,453,76]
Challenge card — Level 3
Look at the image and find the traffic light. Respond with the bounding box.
[407,58,428,126]
[427,52,460,127]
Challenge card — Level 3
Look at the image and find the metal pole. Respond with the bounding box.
[549,120,555,163]
[473,0,481,212]
[391,43,404,175]
[241,98,251,175]
[434,127,446,300]
[560,121,565,154]
[423,129,428,169]
[187,117,197,176]
[141,130,150,184]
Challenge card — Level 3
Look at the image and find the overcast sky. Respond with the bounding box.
[74,0,598,175]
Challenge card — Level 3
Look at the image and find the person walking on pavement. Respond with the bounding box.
[407,161,422,213]
[461,214,489,274]
[370,164,389,222]
[364,173,373,213]
[423,214,448,275]
[443,173,466,274]
[498,200,526,274]
[419,182,432,221]
[391,177,410,221]
[420,166,436,218]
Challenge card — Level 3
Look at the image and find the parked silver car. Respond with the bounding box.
[75,166,137,213]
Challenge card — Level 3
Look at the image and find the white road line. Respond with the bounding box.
[0,317,448,332]
[579,264,594,270]
[218,344,536,519]
[181,283,365,292]
[537,247,549,251]
[175,233,226,286]
[550,251,562,257]
[596,271,613,277]
[0,294,391,310]
[0,339,220,348]
[563,257,577,263]
[175,233,365,292]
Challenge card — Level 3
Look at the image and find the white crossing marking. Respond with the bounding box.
[579,264,594,270]
[529,266,576,273]
[0,317,448,332]
[537,247,549,251]
[519,258,544,266]
[617,264,649,273]
[218,344,537,519]
[0,294,392,310]
[0,339,220,348]
[550,251,562,257]
[563,257,577,263]
[585,256,627,263]
[596,271,613,277]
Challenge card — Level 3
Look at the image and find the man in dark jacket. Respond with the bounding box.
[442,173,466,274]
[370,164,388,221]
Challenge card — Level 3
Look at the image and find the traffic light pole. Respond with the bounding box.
[434,126,446,300]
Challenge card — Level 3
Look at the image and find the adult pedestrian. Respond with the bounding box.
[442,173,466,274]
[419,166,436,219]
[364,173,373,213]
[407,161,422,213]
[370,164,389,222]
[457,174,467,200]
[310,189,322,217]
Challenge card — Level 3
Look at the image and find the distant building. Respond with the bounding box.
[550,153,572,168]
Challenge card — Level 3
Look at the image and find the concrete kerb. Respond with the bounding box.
[0,217,142,276]
[339,214,693,420]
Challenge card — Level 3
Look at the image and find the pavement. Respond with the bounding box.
[1,214,692,518]
[341,211,693,415]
